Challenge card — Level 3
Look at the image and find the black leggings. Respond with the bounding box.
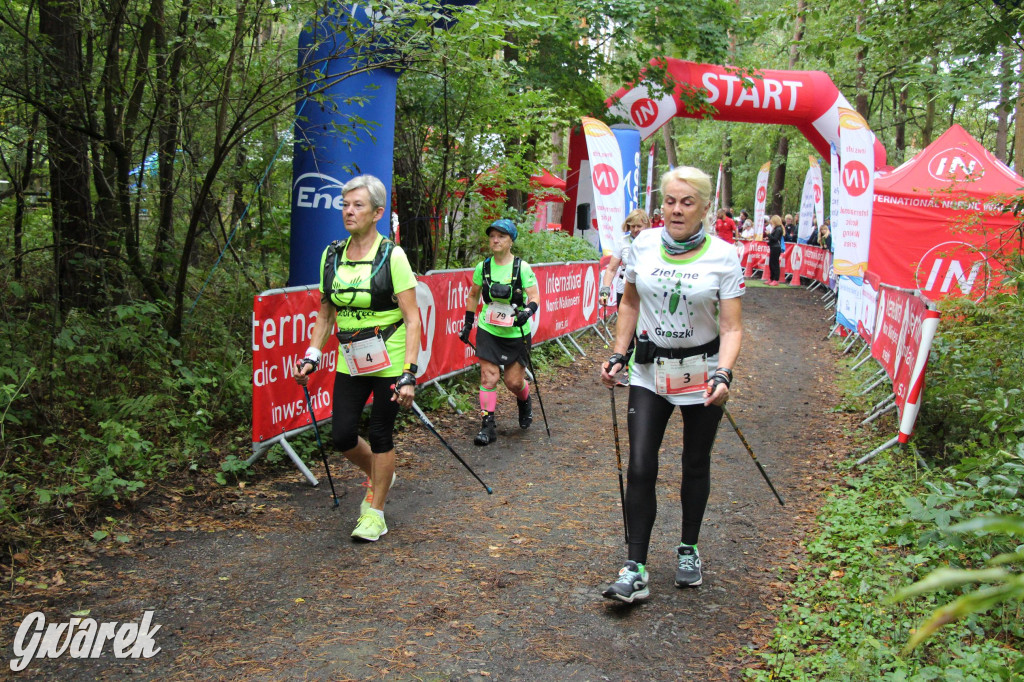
[769,246,782,281]
[331,373,400,453]
[625,385,724,565]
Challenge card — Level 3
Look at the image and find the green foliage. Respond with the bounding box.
[434,212,599,271]
[914,295,1024,465]
[747,457,1023,681]
[0,298,252,529]
[749,295,1024,680]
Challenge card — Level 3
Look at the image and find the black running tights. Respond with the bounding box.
[331,373,400,453]
[625,385,724,565]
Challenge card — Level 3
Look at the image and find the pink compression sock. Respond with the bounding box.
[479,387,497,413]
[514,383,530,402]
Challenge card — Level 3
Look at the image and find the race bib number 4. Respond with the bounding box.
[485,302,516,327]
[340,334,392,375]
[654,355,709,395]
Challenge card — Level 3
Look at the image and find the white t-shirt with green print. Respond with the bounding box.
[624,229,744,405]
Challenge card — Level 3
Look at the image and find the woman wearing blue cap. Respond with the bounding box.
[459,219,541,445]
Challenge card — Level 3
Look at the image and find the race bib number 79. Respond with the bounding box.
[485,302,516,327]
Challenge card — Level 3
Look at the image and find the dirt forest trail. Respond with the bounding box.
[3,283,861,681]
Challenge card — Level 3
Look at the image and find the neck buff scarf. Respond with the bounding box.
[661,226,706,255]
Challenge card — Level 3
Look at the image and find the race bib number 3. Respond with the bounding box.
[341,334,392,375]
[654,355,709,395]
[485,302,516,327]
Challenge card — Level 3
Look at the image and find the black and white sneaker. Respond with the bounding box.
[675,544,703,587]
[517,395,533,429]
[602,560,650,603]
[474,413,497,446]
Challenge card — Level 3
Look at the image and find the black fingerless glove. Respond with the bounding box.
[394,372,416,395]
[297,358,318,375]
[607,353,628,374]
[514,301,538,327]
[459,311,475,343]
[709,367,732,393]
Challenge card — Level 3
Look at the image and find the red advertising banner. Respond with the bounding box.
[735,240,768,277]
[252,287,338,445]
[252,262,601,445]
[734,241,830,285]
[869,285,941,441]
[783,243,830,285]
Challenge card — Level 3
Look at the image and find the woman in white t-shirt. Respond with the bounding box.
[600,209,651,307]
[598,166,744,603]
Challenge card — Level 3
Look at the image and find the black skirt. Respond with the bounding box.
[476,327,531,367]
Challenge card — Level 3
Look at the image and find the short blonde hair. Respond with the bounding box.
[621,208,651,232]
[660,166,712,206]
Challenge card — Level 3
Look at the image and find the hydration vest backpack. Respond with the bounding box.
[480,256,525,306]
[322,237,398,312]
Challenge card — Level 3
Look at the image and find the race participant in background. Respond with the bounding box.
[599,166,744,603]
[295,174,420,543]
[600,209,652,307]
[459,219,541,446]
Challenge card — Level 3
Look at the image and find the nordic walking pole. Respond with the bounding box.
[609,387,629,545]
[723,407,785,506]
[411,401,493,494]
[519,325,551,438]
[302,385,340,508]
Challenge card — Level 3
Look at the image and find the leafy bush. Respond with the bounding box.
[434,210,600,271]
[914,294,1024,466]
[0,295,252,531]
[749,295,1024,680]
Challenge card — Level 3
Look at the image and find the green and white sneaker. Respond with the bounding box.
[360,472,397,515]
[602,560,650,603]
[351,510,388,542]
[675,544,703,587]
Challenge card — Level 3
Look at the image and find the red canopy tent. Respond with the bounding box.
[869,124,1024,300]
[526,169,567,232]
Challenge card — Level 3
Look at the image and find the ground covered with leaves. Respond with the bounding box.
[2,283,861,680]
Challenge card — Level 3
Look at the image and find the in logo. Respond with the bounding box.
[927,147,985,182]
[756,186,767,203]
[872,289,887,346]
[414,282,435,376]
[841,160,870,197]
[914,241,989,299]
[813,184,822,203]
[630,98,660,128]
[789,244,803,272]
[592,164,620,195]
[582,266,597,320]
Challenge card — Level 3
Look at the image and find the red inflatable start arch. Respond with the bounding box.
[562,58,887,235]
[608,58,887,167]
